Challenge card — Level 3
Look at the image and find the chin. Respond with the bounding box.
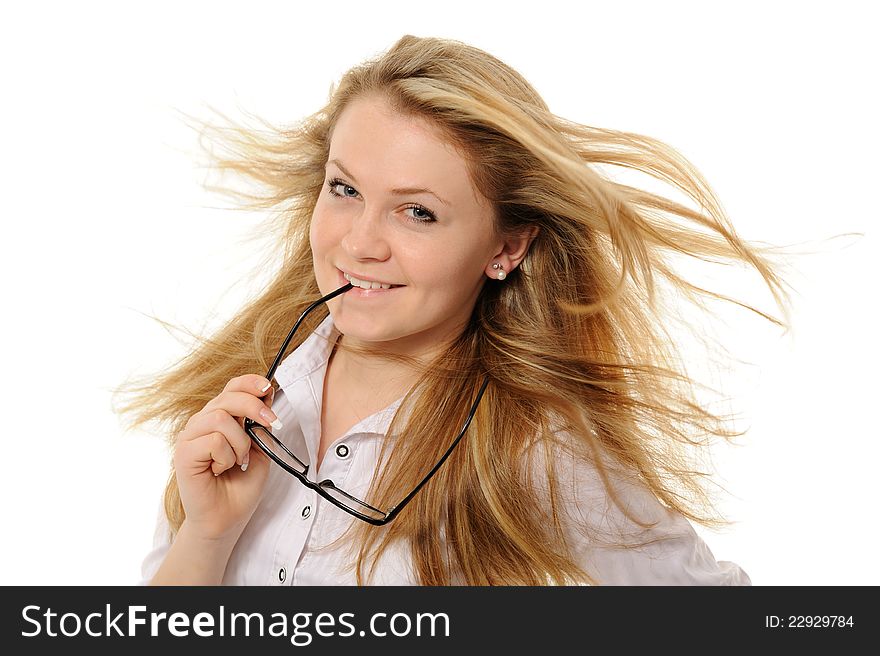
[329,314,384,339]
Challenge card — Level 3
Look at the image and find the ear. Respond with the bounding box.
[485,225,540,278]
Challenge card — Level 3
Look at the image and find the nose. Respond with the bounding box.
[340,203,392,261]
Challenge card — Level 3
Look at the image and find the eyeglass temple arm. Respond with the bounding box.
[384,373,490,524]
[265,282,353,381]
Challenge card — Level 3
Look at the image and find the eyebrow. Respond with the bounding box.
[326,158,451,207]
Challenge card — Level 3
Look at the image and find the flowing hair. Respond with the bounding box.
[114,34,805,585]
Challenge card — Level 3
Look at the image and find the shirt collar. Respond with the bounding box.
[273,311,340,389]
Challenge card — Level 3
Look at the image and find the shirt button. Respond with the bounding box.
[278,567,286,583]
[302,505,311,519]
[335,444,350,459]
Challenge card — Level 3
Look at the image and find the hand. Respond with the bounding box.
[172,374,280,543]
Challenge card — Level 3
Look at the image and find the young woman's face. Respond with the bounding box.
[310,94,500,357]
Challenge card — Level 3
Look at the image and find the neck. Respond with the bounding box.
[329,336,424,402]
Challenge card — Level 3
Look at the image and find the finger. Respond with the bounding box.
[240,439,271,473]
[202,390,283,432]
[240,386,276,431]
[182,408,256,466]
[175,431,237,476]
[214,375,277,431]
[223,374,276,399]
[207,431,237,476]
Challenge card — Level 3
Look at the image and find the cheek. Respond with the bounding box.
[309,206,340,253]
[424,253,484,291]
[308,216,318,250]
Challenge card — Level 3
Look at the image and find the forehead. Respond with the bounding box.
[327,96,489,212]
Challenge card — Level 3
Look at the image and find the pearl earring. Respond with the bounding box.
[492,262,506,280]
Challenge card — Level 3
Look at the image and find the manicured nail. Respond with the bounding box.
[241,451,249,472]
[260,407,283,431]
[258,380,271,393]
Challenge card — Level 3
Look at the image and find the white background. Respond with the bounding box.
[1,1,876,585]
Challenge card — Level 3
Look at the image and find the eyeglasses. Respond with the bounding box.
[244,281,489,526]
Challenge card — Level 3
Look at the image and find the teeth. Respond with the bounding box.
[343,272,395,290]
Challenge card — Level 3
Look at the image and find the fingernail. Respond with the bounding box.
[241,451,249,472]
[258,380,271,393]
[260,407,283,431]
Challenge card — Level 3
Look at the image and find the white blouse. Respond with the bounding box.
[139,313,751,586]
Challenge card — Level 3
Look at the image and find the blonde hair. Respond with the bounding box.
[115,34,801,585]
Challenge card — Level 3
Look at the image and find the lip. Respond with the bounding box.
[337,267,403,286]
[337,268,405,297]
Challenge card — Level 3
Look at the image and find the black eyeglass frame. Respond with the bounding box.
[244,281,490,526]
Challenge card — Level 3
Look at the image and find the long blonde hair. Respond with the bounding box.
[115,34,799,585]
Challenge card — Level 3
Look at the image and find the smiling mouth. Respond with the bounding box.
[339,270,404,290]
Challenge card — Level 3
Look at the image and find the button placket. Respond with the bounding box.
[272,482,316,586]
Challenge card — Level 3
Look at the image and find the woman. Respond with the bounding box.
[116,34,793,585]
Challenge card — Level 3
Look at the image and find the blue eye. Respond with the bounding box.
[326,177,437,224]
[326,179,358,199]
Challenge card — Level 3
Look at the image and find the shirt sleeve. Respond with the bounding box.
[530,436,752,586]
[137,494,173,585]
